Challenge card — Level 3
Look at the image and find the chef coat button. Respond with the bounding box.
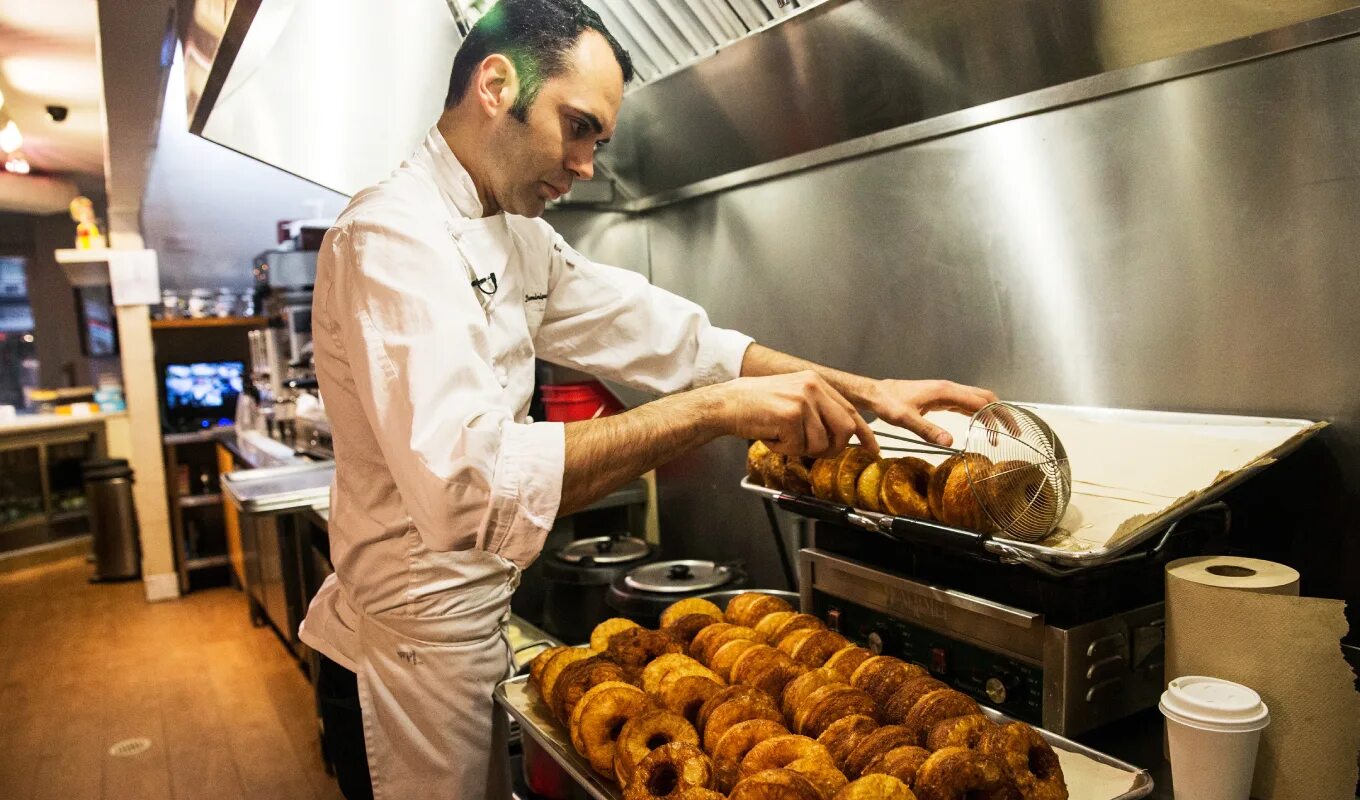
[495,367,509,386]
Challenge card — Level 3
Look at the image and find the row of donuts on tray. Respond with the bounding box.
[746,442,1010,533]
[525,592,1067,800]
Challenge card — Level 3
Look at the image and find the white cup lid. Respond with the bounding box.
[1160,676,1270,732]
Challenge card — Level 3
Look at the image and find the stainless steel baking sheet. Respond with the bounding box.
[494,674,1152,800]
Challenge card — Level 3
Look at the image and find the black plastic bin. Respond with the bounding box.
[82,459,140,581]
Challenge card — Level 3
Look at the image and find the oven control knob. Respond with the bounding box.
[985,677,1008,705]
[866,630,886,655]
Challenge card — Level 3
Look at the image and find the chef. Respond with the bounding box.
[299,1,998,797]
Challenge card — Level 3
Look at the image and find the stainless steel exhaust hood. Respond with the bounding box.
[181,0,1353,203]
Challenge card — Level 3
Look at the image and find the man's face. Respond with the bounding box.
[484,31,624,217]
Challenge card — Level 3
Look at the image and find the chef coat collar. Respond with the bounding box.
[420,127,487,220]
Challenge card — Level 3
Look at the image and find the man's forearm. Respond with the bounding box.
[559,387,724,516]
[740,343,879,409]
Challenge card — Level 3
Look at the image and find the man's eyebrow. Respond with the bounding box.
[570,108,605,136]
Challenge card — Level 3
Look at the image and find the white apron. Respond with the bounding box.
[353,547,520,800]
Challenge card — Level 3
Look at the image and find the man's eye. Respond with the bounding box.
[570,119,587,137]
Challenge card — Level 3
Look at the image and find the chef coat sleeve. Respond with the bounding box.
[324,217,563,565]
[532,230,753,395]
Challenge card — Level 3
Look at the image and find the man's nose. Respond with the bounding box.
[567,148,595,181]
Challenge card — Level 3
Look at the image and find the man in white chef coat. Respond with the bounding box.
[299,1,998,797]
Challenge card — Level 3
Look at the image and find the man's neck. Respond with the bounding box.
[436,109,499,217]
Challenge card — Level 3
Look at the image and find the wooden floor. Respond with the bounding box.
[0,558,345,800]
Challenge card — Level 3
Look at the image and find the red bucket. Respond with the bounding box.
[540,381,623,422]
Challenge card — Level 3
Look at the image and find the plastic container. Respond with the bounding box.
[540,381,623,422]
[1159,675,1270,800]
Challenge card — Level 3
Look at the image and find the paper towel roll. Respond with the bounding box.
[1166,556,1360,800]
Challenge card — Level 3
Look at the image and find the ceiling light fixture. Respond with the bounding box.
[5,154,30,174]
[0,120,21,153]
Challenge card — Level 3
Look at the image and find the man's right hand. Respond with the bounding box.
[704,371,877,458]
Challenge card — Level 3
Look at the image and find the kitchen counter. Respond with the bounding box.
[0,410,126,436]
[217,428,319,470]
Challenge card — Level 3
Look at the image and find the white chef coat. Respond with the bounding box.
[298,128,751,797]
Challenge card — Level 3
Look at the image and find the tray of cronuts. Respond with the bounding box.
[498,591,1152,800]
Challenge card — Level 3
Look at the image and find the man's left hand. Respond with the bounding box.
[867,379,999,447]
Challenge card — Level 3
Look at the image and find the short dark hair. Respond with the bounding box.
[445,0,635,120]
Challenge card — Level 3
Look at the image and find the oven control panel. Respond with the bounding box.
[812,591,1044,724]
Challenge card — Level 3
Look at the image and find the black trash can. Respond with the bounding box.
[82,459,140,581]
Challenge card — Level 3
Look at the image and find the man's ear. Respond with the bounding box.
[474,54,518,118]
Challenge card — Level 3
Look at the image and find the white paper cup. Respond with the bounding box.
[1160,676,1270,800]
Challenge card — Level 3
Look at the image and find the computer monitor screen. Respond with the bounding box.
[163,361,243,426]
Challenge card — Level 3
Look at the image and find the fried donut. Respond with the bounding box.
[696,685,777,734]
[748,441,774,486]
[784,458,815,496]
[554,656,632,722]
[912,747,1017,800]
[796,684,879,738]
[862,745,930,787]
[712,718,792,791]
[786,757,850,800]
[939,456,998,533]
[690,623,737,661]
[810,453,845,502]
[884,676,949,725]
[855,459,887,512]
[926,714,998,751]
[608,627,684,669]
[781,669,840,722]
[570,681,652,778]
[880,458,933,520]
[843,725,920,779]
[777,628,819,659]
[754,611,797,641]
[739,735,836,782]
[661,675,725,728]
[658,665,724,699]
[528,645,570,691]
[823,646,875,683]
[624,742,715,800]
[816,715,879,773]
[748,659,808,700]
[850,656,929,706]
[615,708,701,788]
[739,594,795,628]
[666,613,722,648]
[729,645,791,686]
[836,448,878,506]
[712,639,762,682]
[765,454,791,491]
[697,625,763,665]
[730,769,823,800]
[661,598,724,629]
[833,774,918,800]
[592,618,642,652]
[725,592,775,626]
[791,631,852,668]
[978,723,1067,800]
[902,690,982,746]
[702,692,785,751]
[927,455,964,523]
[677,790,726,800]
[772,613,827,644]
[539,647,596,709]
[643,654,708,695]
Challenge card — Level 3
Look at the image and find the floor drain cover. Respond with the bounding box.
[108,738,152,757]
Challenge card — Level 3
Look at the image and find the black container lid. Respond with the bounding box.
[623,560,737,593]
[556,535,650,565]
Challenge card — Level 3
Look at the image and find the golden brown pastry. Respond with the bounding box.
[690,623,738,661]
[772,613,828,644]
[738,735,836,782]
[747,441,774,486]
[661,675,725,729]
[795,684,879,738]
[666,613,722,649]
[791,631,852,669]
[702,691,785,752]
[938,456,997,532]
[696,685,777,735]
[832,774,918,800]
[843,725,919,779]
[983,460,1057,538]
[657,664,723,699]
[977,722,1067,800]
[661,598,724,629]
[592,618,643,652]
[553,656,632,722]
[777,628,819,660]
[711,639,763,682]
[816,714,879,774]
[677,790,726,800]
[747,658,808,700]
[822,646,875,683]
[764,454,791,492]
[615,708,701,788]
[880,457,934,519]
[539,647,596,709]
[739,594,796,628]
[855,460,887,512]
[754,611,797,641]
[850,656,930,706]
[725,592,774,626]
[902,689,982,746]
[785,756,850,800]
[835,448,878,506]
[712,718,792,792]
[810,453,845,501]
[729,768,823,800]
[927,455,963,523]
[781,669,841,723]
[528,645,570,692]
[784,458,815,496]
[570,681,652,778]
[643,654,708,695]
[698,625,763,666]
[912,747,1017,800]
[729,645,792,686]
[926,714,998,751]
[862,745,931,787]
[624,742,715,800]
[607,627,684,669]
[884,676,949,725]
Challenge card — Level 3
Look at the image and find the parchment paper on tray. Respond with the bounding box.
[869,404,1322,552]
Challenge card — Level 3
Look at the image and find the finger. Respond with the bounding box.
[803,403,831,457]
[924,382,995,415]
[850,409,878,454]
[902,411,953,447]
[808,382,862,455]
[767,409,807,456]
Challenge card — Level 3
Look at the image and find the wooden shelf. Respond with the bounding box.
[179,493,222,509]
[185,554,231,571]
[151,316,267,331]
[0,514,47,534]
[50,509,90,524]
